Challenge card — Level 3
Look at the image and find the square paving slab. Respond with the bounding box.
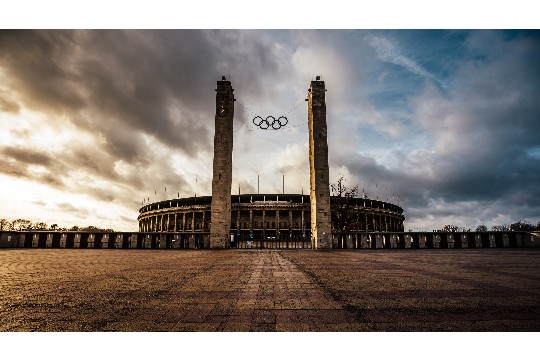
[0,249,538,331]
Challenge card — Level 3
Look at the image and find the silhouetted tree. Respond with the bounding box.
[330,176,359,231]
[32,222,48,230]
[0,219,11,231]
[492,224,510,232]
[11,219,32,231]
[442,225,459,232]
[510,220,535,231]
[476,225,488,232]
[330,175,358,248]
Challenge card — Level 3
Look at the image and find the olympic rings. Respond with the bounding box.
[252,116,288,130]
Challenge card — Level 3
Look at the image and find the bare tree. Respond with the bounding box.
[0,219,11,231]
[330,176,359,248]
[11,219,32,231]
[476,225,488,232]
[492,224,510,232]
[510,220,535,231]
[442,225,459,232]
[32,222,48,230]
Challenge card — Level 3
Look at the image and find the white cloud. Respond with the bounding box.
[366,34,441,84]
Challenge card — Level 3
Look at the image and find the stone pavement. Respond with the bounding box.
[0,249,539,331]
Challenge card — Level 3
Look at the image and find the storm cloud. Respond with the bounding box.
[0,30,539,230]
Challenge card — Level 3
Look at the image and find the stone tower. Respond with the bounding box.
[210,77,234,248]
[308,77,332,249]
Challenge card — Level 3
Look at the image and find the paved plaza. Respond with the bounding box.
[0,249,539,331]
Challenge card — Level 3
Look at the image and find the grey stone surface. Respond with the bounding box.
[0,249,538,331]
[308,79,332,249]
[210,79,234,249]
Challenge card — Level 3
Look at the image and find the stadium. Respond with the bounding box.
[137,193,405,248]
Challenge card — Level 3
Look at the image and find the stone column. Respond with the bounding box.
[210,77,234,248]
[301,210,305,236]
[276,209,280,244]
[203,211,207,231]
[308,77,332,249]
[182,212,186,231]
[262,210,266,246]
[289,209,293,233]
[174,213,178,232]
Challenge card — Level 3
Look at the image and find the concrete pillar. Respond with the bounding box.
[174,213,178,232]
[475,234,483,248]
[418,234,426,248]
[461,233,468,248]
[262,210,266,247]
[516,233,523,247]
[46,233,53,248]
[114,234,123,248]
[289,210,293,233]
[182,212,186,231]
[375,234,384,248]
[433,234,440,248]
[390,234,398,248]
[276,209,280,246]
[210,77,234,248]
[360,234,369,248]
[301,210,305,238]
[446,233,454,248]
[308,77,332,249]
[346,234,354,249]
[172,234,180,248]
[129,234,140,249]
[18,233,27,248]
[503,233,510,247]
[73,234,81,248]
[159,235,167,248]
[86,234,94,248]
[489,234,496,248]
[144,234,152,248]
[404,234,411,248]
[98,234,108,248]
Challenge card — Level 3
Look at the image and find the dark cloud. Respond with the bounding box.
[1,146,53,166]
[330,31,540,229]
[0,90,20,113]
[0,30,285,162]
[57,202,89,218]
[1,30,538,230]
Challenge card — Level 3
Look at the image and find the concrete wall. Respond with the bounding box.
[1,231,538,250]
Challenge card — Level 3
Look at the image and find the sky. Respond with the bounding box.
[1,28,539,231]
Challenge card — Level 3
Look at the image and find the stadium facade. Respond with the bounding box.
[137,193,405,248]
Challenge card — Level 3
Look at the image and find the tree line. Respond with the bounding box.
[438,221,540,233]
[329,175,539,234]
[0,218,114,232]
